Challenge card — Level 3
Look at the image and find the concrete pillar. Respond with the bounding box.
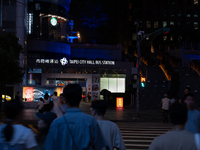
[15,0,25,97]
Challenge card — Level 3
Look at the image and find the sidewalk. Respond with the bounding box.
[0,102,163,123]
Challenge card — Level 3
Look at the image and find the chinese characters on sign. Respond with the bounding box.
[36,58,115,66]
[36,59,59,64]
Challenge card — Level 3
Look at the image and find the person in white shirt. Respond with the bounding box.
[36,98,44,113]
[0,100,37,150]
[161,94,170,123]
[91,100,126,150]
[56,93,68,118]
[50,92,60,115]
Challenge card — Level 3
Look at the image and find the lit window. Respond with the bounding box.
[146,36,149,40]
[163,21,167,27]
[194,0,198,5]
[132,33,137,40]
[163,35,167,41]
[170,22,174,26]
[147,21,151,28]
[154,21,159,28]
[170,37,173,41]
[194,22,198,29]
[187,10,191,17]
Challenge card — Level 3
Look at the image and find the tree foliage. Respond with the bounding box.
[80,1,109,39]
[0,32,24,87]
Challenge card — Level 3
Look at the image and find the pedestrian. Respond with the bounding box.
[182,87,191,103]
[169,96,176,105]
[36,104,57,150]
[36,98,44,113]
[0,100,37,149]
[161,94,170,123]
[43,93,50,104]
[149,102,197,150]
[184,93,200,133]
[15,91,23,102]
[87,92,91,103]
[50,92,59,114]
[91,100,126,150]
[43,84,107,150]
[56,93,68,118]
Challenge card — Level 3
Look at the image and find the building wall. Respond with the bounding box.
[71,44,122,61]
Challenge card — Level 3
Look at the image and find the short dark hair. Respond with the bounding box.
[54,92,57,96]
[91,100,107,116]
[169,102,188,125]
[43,104,51,112]
[63,84,82,107]
[184,93,194,100]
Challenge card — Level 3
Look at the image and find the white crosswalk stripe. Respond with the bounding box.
[118,124,171,150]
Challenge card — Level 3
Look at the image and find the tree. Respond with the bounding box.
[80,1,109,40]
[0,32,24,111]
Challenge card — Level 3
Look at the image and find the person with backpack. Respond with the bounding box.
[0,100,37,149]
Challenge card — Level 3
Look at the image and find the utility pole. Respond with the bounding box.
[132,26,170,120]
[136,21,140,117]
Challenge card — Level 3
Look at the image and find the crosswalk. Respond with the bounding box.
[117,123,172,150]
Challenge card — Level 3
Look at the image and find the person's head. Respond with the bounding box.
[54,92,57,96]
[42,104,52,112]
[91,100,107,117]
[164,94,168,98]
[16,91,20,95]
[40,98,43,102]
[44,93,49,100]
[184,87,191,95]
[184,93,195,109]
[169,102,188,126]
[63,84,82,107]
[3,100,24,142]
[59,93,65,105]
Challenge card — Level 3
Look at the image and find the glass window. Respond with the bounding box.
[100,78,125,93]
[194,0,198,5]
[194,22,198,29]
[194,10,198,17]
[117,78,125,93]
[147,21,151,28]
[163,9,167,17]
[154,21,159,28]
[163,21,167,27]
[132,33,137,40]
[187,22,191,25]
[170,9,175,17]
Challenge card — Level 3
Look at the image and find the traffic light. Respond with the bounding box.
[141,82,145,88]
[140,77,146,88]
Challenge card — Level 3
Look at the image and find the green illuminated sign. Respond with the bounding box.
[51,17,57,26]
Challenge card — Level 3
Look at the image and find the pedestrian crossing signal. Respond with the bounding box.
[141,82,145,88]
